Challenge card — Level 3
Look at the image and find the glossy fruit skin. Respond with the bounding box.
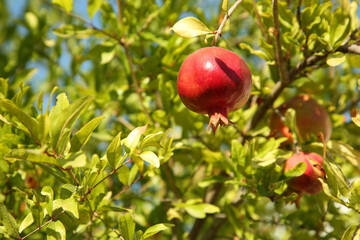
[177,47,252,132]
[270,94,332,142]
[285,152,325,195]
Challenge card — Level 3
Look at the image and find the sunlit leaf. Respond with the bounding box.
[123,125,148,155]
[50,95,93,154]
[172,17,212,38]
[119,213,135,240]
[0,99,40,143]
[327,52,345,67]
[61,198,79,219]
[70,116,105,152]
[139,151,160,168]
[47,220,66,240]
[284,162,307,178]
[88,0,102,18]
[5,148,59,165]
[0,203,19,238]
[52,0,73,13]
[143,223,174,239]
[106,132,123,169]
[19,212,33,234]
[221,0,228,12]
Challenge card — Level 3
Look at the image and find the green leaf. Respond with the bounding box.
[56,128,71,155]
[172,17,212,38]
[342,225,360,240]
[47,220,66,240]
[61,198,79,219]
[329,8,351,48]
[19,212,34,234]
[0,78,8,98]
[182,203,220,219]
[143,223,174,239]
[284,162,307,178]
[0,99,40,143]
[140,132,163,149]
[349,179,360,207]
[88,0,102,18]
[221,0,228,12]
[119,213,135,240]
[123,125,148,156]
[46,86,59,114]
[70,116,104,152]
[30,203,44,227]
[136,230,144,240]
[118,165,130,185]
[49,93,69,126]
[327,52,345,67]
[285,108,299,142]
[0,203,19,238]
[139,151,160,168]
[239,43,270,60]
[59,151,88,168]
[327,141,360,167]
[52,0,73,13]
[39,113,50,145]
[106,132,123,169]
[324,155,350,196]
[5,148,59,165]
[53,24,98,38]
[41,186,54,217]
[350,109,360,128]
[50,95,93,154]
[37,91,44,114]
[319,179,346,205]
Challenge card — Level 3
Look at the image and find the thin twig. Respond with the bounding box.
[272,0,289,84]
[252,0,271,43]
[65,167,79,186]
[116,0,123,26]
[164,161,182,199]
[21,210,66,240]
[296,0,302,28]
[111,175,143,200]
[43,0,125,46]
[79,159,131,202]
[212,0,244,46]
[123,47,154,124]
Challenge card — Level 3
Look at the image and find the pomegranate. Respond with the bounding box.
[177,47,252,133]
[270,94,332,143]
[285,152,325,195]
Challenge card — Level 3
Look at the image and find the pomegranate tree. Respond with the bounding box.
[177,47,252,133]
[270,94,332,143]
[284,152,326,206]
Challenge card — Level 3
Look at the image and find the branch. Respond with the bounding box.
[123,47,154,124]
[79,159,131,202]
[338,44,360,55]
[21,210,66,240]
[212,0,244,45]
[272,0,289,84]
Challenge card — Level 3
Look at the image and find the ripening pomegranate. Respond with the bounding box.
[285,152,325,195]
[177,47,252,133]
[270,94,332,143]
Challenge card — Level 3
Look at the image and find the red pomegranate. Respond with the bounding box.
[177,47,252,133]
[270,94,332,143]
[284,152,325,195]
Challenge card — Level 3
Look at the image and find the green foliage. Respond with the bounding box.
[1,0,360,239]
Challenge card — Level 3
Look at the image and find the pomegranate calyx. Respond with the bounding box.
[207,112,235,133]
